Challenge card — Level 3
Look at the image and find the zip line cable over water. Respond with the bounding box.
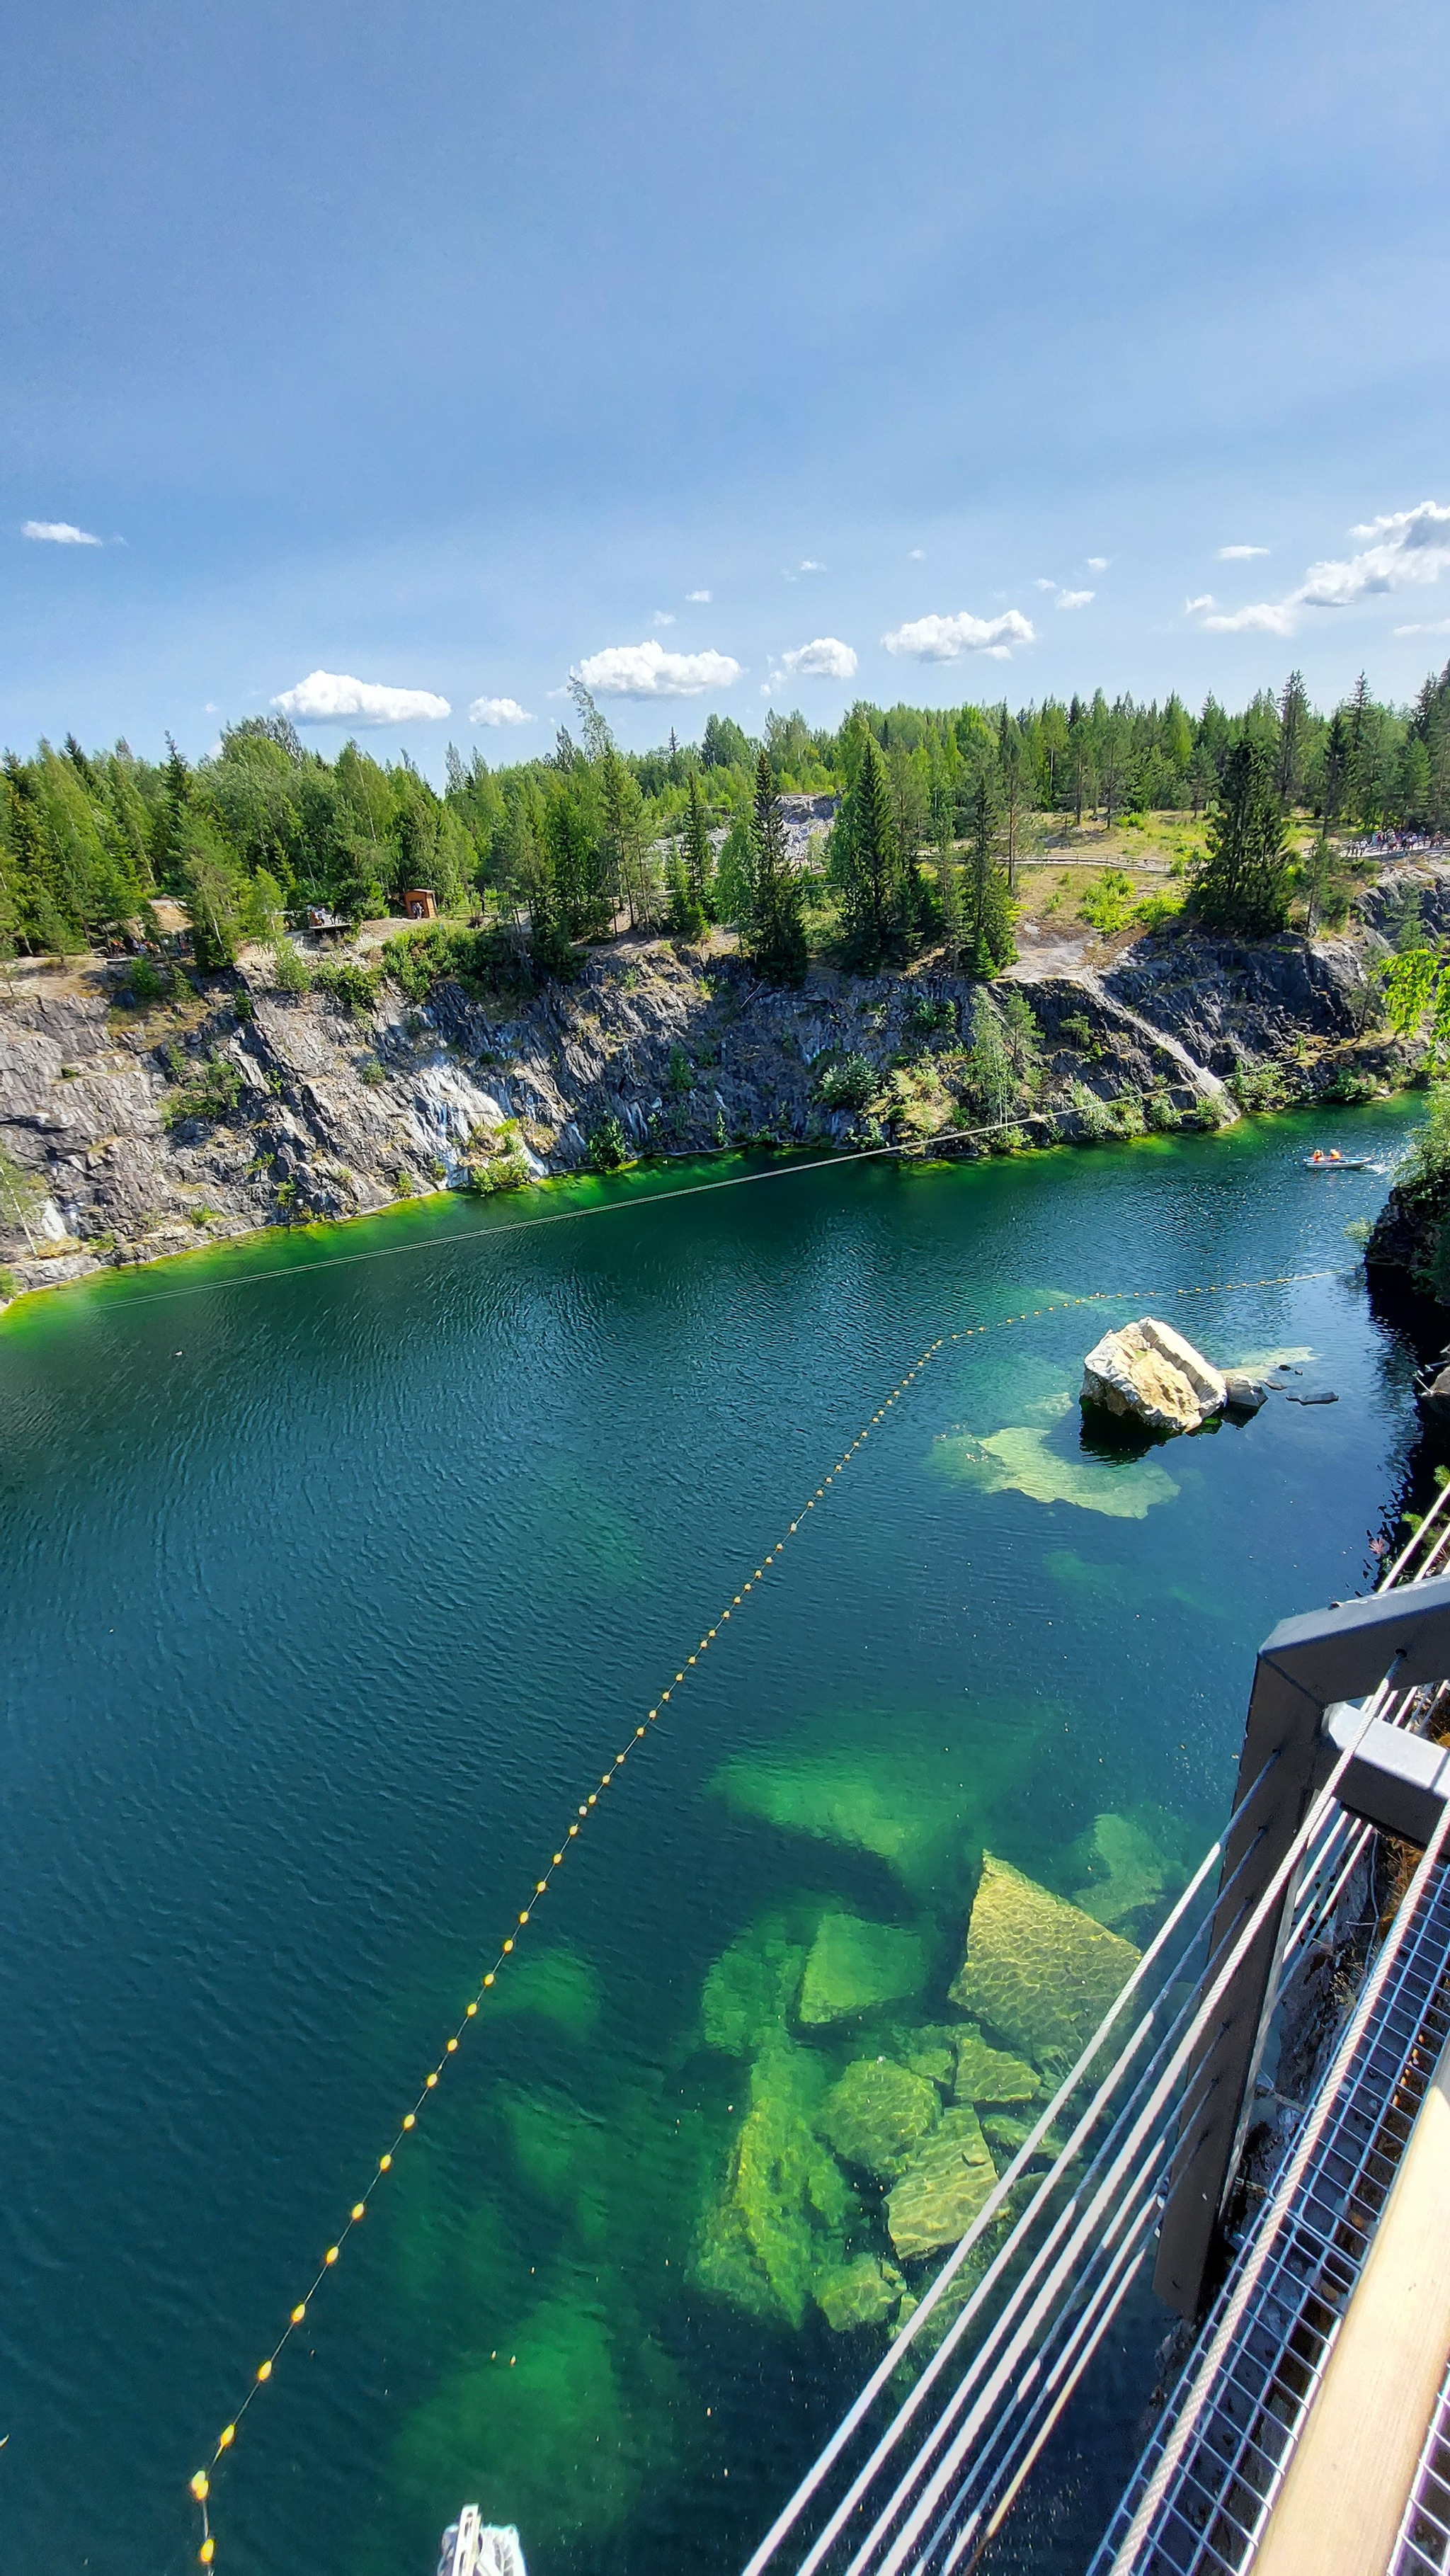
[186,1264,1337,2569]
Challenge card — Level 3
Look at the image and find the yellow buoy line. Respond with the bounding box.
[188,1263,1336,2566]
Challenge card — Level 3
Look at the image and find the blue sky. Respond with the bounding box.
[4,0,1449,770]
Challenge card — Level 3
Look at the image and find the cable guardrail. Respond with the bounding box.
[743,1470,1450,2576]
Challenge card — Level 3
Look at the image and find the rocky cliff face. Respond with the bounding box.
[0,910,1417,1309]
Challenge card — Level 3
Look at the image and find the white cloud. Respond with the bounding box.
[780,635,858,680]
[685,588,712,603]
[1184,593,1216,615]
[797,559,826,573]
[272,669,451,725]
[1199,600,1298,634]
[1034,577,1058,592]
[1192,500,1450,640]
[1086,555,1109,571]
[881,608,1034,661]
[1394,619,1450,637]
[469,695,534,726]
[22,518,103,545]
[908,547,925,560]
[573,639,742,699]
[1056,588,1095,610]
[1217,543,1270,560]
[652,609,675,626]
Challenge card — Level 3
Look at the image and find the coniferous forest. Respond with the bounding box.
[4,667,1450,988]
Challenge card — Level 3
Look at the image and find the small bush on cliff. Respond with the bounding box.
[162,1055,244,1129]
[588,1115,629,1171]
[816,1053,877,1113]
[314,959,381,1016]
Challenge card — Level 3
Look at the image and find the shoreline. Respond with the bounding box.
[0,1094,1421,1331]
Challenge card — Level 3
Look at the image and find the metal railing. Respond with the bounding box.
[741,1478,1450,2576]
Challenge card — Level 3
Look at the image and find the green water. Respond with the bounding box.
[0,1105,1434,2576]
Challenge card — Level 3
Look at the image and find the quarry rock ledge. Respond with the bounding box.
[0,904,1420,1312]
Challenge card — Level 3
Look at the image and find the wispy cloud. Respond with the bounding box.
[272,669,451,724]
[797,559,826,573]
[882,608,1034,662]
[1034,577,1058,592]
[469,695,534,726]
[573,640,742,699]
[1184,594,1217,615]
[908,547,925,560]
[1056,588,1095,610]
[685,588,712,603]
[780,636,858,680]
[1394,619,1450,637]
[652,609,676,626]
[1190,501,1450,637]
[1217,543,1270,560]
[1086,556,1109,571]
[22,518,103,546]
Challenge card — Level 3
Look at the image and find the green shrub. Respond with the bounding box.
[314,959,381,1016]
[382,922,541,1003]
[359,1054,387,1085]
[269,940,313,995]
[469,1151,532,1194]
[1111,1094,1147,1138]
[908,994,956,1037]
[394,1168,416,1197]
[0,1265,19,1301]
[666,1043,695,1097]
[1320,1064,1377,1105]
[1058,1013,1101,1058]
[816,1052,877,1112]
[1228,1063,1289,1112]
[1145,1088,1180,1132]
[588,1115,629,1172]
[162,1056,244,1128]
[1135,891,1184,931]
[125,955,175,1006]
[1067,1079,1117,1141]
[1080,868,1136,934]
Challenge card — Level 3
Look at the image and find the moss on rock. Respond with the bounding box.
[818,2056,942,2177]
[949,1854,1140,2073]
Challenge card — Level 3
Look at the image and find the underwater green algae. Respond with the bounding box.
[518,1458,647,1594]
[949,1854,1141,2070]
[927,1423,1180,1518]
[710,1702,1050,1892]
[798,1912,926,2024]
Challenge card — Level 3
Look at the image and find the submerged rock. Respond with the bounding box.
[1067,1811,1166,1929]
[949,1854,1141,2073]
[886,2104,998,2259]
[701,1917,809,2056]
[889,2023,960,2089]
[952,2022,1041,2107]
[797,1911,926,2026]
[1080,1316,1228,1434]
[694,2038,858,2327]
[814,2252,906,2331]
[928,1424,1180,1520]
[818,2057,941,2177]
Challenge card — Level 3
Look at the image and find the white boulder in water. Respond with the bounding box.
[1080,1316,1228,1435]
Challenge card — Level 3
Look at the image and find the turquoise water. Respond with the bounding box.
[0,1104,1435,2576]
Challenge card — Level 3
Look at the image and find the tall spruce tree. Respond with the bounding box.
[1192,737,1290,935]
[682,770,714,918]
[1277,671,1308,808]
[746,749,807,985]
[962,768,1015,976]
[838,736,907,965]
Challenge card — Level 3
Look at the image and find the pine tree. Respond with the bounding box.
[682,770,714,918]
[746,750,807,985]
[962,768,1015,975]
[1277,671,1308,808]
[839,736,906,966]
[1192,738,1290,936]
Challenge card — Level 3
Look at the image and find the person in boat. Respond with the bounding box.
[1311,1150,1325,1162]
[1329,1149,1342,1160]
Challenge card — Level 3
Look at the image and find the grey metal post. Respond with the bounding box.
[1153,1574,1450,2321]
